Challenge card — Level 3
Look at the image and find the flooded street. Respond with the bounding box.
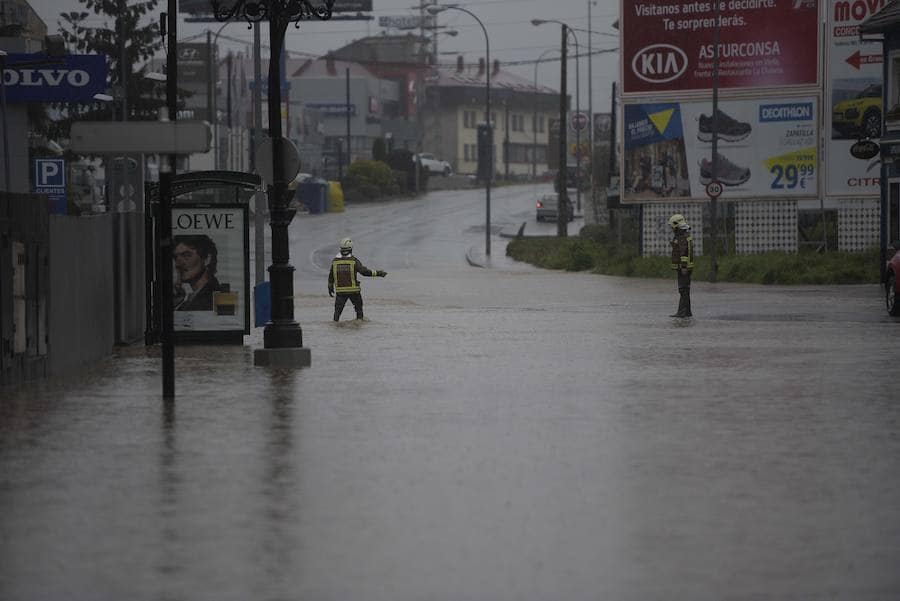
[2,185,899,600]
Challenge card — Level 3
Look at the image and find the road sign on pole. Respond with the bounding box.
[571,112,588,131]
[705,180,723,199]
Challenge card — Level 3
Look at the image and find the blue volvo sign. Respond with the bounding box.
[2,54,107,103]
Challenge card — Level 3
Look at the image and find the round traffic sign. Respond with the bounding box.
[571,112,589,131]
[706,180,723,198]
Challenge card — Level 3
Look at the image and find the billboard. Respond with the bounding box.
[172,204,250,335]
[825,0,887,197]
[622,97,818,202]
[3,54,107,103]
[621,0,820,95]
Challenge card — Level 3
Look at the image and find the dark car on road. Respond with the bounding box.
[536,192,574,222]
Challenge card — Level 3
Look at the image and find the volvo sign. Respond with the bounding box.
[2,54,107,103]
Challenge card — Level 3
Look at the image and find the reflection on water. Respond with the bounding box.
[1,272,899,601]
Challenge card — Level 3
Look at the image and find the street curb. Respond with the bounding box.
[465,246,485,268]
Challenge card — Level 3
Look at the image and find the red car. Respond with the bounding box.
[886,242,900,316]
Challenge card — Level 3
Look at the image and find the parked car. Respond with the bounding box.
[885,241,900,315]
[413,153,452,176]
[536,192,574,222]
[832,83,882,139]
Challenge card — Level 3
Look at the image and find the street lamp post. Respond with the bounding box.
[0,51,10,193]
[533,48,558,179]
[533,19,581,214]
[212,0,334,365]
[428,4,492,257]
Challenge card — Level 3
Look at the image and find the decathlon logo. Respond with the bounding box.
[631,44,688,84]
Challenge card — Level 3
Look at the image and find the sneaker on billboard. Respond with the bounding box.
[699,153,751,186]
[698,109,751,142]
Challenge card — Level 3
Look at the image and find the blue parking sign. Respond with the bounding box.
[34,159,67,215]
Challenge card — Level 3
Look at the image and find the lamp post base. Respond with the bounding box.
[254,346,311,367]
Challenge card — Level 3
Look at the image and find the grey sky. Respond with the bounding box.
[27,0,620,113]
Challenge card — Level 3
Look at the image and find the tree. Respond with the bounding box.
[56,0,166,125]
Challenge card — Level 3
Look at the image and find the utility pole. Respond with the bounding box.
[557,24,568,238]
[709,0,720,282]
[158,0,177,397]
[253,22,265,286]
[588,0,595,221]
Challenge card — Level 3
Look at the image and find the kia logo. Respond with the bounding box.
[179,47,200,60]
[631,44,688,84]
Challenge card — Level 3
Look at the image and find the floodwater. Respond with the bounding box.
[2,187,900,600]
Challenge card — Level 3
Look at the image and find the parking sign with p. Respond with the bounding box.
[34,158,67,215]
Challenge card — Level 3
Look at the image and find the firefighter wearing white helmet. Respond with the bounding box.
[668,214,694,318]
[328,237,387,321]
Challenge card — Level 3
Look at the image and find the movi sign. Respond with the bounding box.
[3,54,107,103]
[631,44,688,84]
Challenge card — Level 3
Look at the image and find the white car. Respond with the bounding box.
[413,153,452,176]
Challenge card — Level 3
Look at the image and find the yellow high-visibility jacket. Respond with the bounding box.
[328,255,380,294]
[670,231,694,270]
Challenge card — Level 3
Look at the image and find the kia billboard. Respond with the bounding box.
[622,97,819,202]
[621,0,820,94]
[825,0,887,197]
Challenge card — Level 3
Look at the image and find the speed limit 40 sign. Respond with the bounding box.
[705,180,723,199]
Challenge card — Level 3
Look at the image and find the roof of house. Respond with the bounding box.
[860,0,900,34]
[288,57,378,79]
[434,61,556,94]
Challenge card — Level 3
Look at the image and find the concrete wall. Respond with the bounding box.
[48,214,115,376]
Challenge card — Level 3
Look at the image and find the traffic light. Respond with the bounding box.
[477,123,493,182]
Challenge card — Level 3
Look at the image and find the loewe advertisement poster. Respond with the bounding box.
[171,204,249,335]
[622,97,818,202]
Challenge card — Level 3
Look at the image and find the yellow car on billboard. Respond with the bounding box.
[832,83,882,139]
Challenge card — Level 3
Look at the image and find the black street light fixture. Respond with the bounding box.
[211,0,335,366]
[427,3,492,257]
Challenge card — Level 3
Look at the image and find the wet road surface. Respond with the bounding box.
[2,185,899,600]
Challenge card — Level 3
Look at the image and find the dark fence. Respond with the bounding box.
[1,193,50,386]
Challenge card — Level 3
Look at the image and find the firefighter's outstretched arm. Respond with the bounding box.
[355,258,387,277]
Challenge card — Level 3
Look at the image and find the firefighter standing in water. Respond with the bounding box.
[328,238,387,321]
[668,213,694,318]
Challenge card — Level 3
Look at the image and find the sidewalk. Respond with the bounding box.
[465,214,585,268]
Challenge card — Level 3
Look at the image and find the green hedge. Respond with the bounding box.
[506,225,880,285]
[342,160,400,202]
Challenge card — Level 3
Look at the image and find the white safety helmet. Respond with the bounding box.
[667,213,688,230]
[339,237,353,255]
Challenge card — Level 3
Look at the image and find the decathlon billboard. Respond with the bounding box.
[621,97,819,203]
[620,0,820,95]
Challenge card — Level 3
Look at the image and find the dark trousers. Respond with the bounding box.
[334,292,364,321]
[675,269,692,317]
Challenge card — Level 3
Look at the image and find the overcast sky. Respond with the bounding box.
[27,0,620,113]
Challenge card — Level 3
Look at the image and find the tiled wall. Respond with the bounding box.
[641,203,704,257]
[734,200,798,253]
[838,198,880,252]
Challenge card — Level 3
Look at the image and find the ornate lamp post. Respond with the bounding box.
[212,0,334,366]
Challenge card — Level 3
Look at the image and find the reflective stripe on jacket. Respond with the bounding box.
[670,233,694,270]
